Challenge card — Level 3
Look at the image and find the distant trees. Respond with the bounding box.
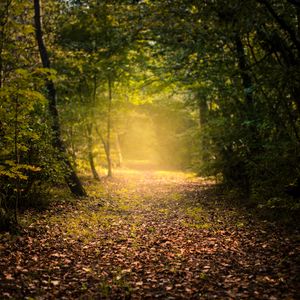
[57,0,142,177]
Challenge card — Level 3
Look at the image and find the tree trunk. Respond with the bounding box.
[197,94,209,163]
[13,95,19,225]
[115,133,123,167]
[33,0,86,197]
[0,0,11,89]
[86,124,100,180]
[95,127,111,177]
[235,35,255,113]
[234,34,259,192]
[68,126,77,169]
[106,76,113,177]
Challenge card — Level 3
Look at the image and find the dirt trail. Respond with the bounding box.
[0,169,299,299]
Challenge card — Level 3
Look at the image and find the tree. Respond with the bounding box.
[33,0,86,196]
[0,0,62,229]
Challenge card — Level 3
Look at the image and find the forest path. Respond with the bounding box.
[0,169,299,299]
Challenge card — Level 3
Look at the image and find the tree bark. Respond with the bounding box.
[68,126,77,169]
[106,76,113,177]
[234,35,255,113]
[86,124,100,180]
[33,0,86,196]
[0,0,12,89]
[115,133,123,167]
[197,94,209,163]
[95,127,111,176]
[234,34,260,192]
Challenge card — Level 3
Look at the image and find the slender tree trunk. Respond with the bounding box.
[86,124,100,180]
[69,126,77,168]
[198,97,208,129]
[0,0,12,89]
[0,35,3,89]
[106,76,113,177]
[197,94,209,163]
[297,6,300,39]
[235,35,255,113]
[33,0,86,197]
[234,34,259,192]
[115,133,123,167]
[14,96,19,225]
[95,127,111,176]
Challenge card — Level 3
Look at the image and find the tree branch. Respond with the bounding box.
[258,0,300,53]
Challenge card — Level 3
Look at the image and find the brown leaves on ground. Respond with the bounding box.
[0,169,299,299]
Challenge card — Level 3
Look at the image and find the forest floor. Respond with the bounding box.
[0,167,299,299]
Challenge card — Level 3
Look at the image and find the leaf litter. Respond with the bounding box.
[0,169,299,299]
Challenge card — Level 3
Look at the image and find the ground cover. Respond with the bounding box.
[0,169,299,299]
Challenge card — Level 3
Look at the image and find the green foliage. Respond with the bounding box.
[1,0,300,227]
[0,0,74,230]
[141,0,300,212]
